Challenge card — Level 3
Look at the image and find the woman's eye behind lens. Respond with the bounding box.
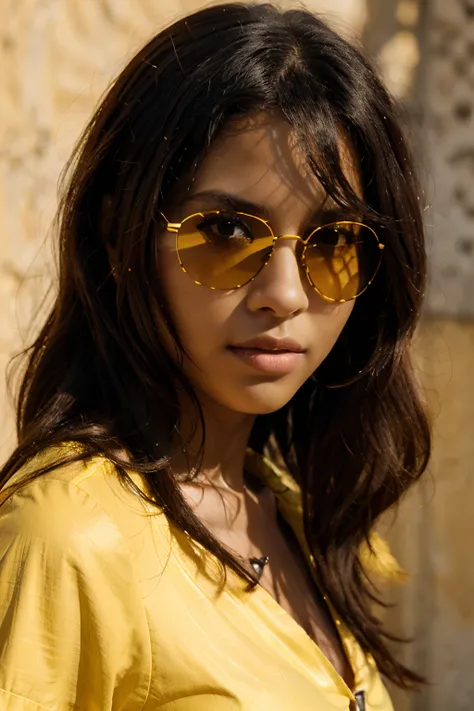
[313,224,358,247]
[196,213,254,245]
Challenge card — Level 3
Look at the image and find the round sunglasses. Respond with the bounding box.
[161,210,384,303]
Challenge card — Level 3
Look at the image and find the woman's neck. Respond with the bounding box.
[170,395,256,492]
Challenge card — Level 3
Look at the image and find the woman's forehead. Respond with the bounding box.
[191,112,363,212]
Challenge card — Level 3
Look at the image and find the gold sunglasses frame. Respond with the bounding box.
[161,210,385,303]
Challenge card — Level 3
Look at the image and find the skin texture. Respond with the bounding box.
[159,114,358,421]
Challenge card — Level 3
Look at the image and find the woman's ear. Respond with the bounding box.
[100,194,118,279]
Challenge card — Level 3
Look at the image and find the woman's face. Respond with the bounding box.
[158,114,360,416]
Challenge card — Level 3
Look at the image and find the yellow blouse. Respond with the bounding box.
[0,447,394,710]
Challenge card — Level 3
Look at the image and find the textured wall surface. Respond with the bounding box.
[382,319,474,711]
[423,0,474,316]
[362,4,474,708]
[1,2,473,710]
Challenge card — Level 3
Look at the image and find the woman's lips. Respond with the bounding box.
[227,346,304,375]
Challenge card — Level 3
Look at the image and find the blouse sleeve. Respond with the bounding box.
[0,478,151,711]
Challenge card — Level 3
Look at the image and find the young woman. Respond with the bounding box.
[0,3,430,710]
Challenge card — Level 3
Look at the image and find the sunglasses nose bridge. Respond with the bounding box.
[273,234,307,261]
[276,234,305,243]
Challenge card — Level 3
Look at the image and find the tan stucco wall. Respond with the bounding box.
[382,319,474,710]
[1,2,473,709]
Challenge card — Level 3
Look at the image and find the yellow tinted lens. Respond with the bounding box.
[304,222,381,301]
[177,211,274,288]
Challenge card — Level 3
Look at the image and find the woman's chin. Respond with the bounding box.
[212,381,304,416]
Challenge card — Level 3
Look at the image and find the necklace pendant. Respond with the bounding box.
[249,555,270,580]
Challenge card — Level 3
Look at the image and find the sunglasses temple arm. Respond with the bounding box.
[159,212,181,233]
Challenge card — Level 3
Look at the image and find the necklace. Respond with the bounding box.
[243,480,271,580]
[249,555,270,580]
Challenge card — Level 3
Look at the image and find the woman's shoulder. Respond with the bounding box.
[0,447,153,710]
[0,445,169,560]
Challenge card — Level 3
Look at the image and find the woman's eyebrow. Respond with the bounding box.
[180,190,271,219]
[180,190,361,223]
[312,205,362,223]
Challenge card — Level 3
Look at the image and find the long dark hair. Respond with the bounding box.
[2,2,430,688]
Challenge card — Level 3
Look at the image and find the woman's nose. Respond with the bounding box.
[245,239,309,318]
